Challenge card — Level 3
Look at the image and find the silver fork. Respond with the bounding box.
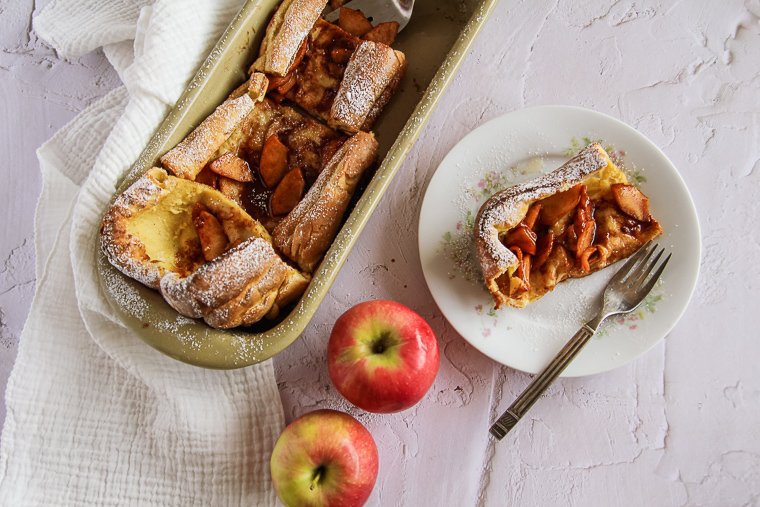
[489,243,672,441]
[325,0,415,31]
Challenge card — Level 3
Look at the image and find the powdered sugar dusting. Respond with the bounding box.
[160,237,306,328]
[254,0,326,76]
[100,257,149,320]
[152,314,205,350]
[160,94,256,179]
[273,132,377,271]
[192,239,276,308]
[100,168,171,290]
[331,41,403,131]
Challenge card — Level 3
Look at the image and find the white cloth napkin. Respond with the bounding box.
[0,1,285,504]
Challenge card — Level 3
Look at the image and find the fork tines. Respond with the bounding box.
[619,243,671,296]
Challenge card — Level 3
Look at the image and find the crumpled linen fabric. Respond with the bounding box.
[0,1,284,504]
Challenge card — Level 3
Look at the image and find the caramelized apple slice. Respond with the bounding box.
[208,153,253,182]
[522,254,532,286]
[576,220,596,257]
[267,73,289,92]
[579,246,597,273]
[573,186,596,256]
[611,183,652,222]
[271,168,305,216]
[503,223,537,255]
[218,176,246,206]
[508,247,530,296]
[523,203,542,230]
[195,167,219,188]
[539,184,583,225]
[576,184,592,222]
[534,232,554,269]
[269,71,298,95]
[260,134,290,188]
[338,7,373,37]
[363,22,399,46]
[192,204,229,261]
[289,38,309,75]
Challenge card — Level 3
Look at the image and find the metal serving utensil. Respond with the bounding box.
[490,243,672,441]
[325,0,415,31]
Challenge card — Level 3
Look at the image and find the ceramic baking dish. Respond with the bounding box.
[98,0,498,368]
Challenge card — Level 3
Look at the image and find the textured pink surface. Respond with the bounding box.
[2,1,759,505]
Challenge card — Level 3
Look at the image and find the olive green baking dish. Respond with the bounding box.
[98,0,498,368]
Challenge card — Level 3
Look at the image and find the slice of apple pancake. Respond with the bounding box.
[475,144,663,309]
[100,167,310,328]
[251,0,406,134]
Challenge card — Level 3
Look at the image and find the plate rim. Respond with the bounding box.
[418,104,702,377]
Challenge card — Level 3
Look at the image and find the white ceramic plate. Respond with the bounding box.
[418,106,700,377]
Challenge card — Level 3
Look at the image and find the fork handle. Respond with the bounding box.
[489,324,597,440]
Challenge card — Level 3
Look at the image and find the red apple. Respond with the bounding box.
[270,409,378,507]
[328,300,440,413]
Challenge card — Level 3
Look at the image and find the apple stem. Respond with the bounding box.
[310,467,324,491]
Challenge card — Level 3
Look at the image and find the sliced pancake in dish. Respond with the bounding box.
[100,167,309,328]
[252,0,406,134]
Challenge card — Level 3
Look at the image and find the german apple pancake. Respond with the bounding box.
[475,144,663,309]
[100,0,406,328]
[275,20,406,134]
[208,90,348,232]
[328,39,406,134]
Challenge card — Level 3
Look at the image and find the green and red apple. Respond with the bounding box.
[328,300,440,413]
[270,409,378,507]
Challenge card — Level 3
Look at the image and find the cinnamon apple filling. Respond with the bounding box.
[497,182,659,299]
[191,97,347,232]
[260,14,406,134]
[269,20,361,111]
